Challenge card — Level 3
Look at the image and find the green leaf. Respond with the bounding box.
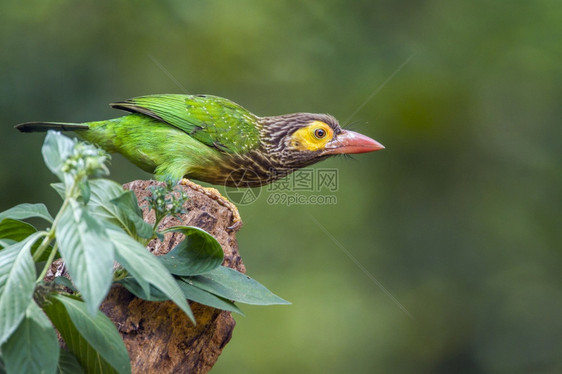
[51,183,66,199]
[118,277,164,301]
[176,278,244,315]
[57,350,85,374]
[0,219,51,260]
[88,179,151,240]
[0,203,54,223]
[183,266,290,305]
[159,226,224,276]
[0,219,36,244]
[111,191,143,219]
[53,276,77,292]
[43,295,130,374]
[0,232,44,344]
[107,227,194,323]
[42,131,75,181]
[78,180,91,205]
[0,239,16,249]
[56,200,114,314]
[110,191,153,239]
[1,301,59,374]
[120,276,243,315]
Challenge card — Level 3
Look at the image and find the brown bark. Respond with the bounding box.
[49,180,244,374]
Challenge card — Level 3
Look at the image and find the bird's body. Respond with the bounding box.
[17,94,384,187]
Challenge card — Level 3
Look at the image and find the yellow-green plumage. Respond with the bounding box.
[79,113,226,182]
[16,93,384,187]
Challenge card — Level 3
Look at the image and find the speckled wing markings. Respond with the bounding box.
[110,94,261,154]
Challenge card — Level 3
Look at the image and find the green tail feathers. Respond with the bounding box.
[15,122,89,133]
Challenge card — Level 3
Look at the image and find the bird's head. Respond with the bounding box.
[261,113,384,168]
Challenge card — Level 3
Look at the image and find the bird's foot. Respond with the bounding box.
[180,178,243,231]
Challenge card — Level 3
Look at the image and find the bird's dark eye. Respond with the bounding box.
[314,128,326,139]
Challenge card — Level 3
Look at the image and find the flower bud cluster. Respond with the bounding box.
[62,142,110,180]
[145,183,189,221]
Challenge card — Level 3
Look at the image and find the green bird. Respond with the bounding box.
[16,94,384,187]
[16,94,383,225]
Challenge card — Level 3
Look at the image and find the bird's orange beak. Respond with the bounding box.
[323,130,385,155]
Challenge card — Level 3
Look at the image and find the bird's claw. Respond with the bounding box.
[180,178,243,231]
[227,220,243,231]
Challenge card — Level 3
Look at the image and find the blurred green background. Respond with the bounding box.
[2,1,561,373]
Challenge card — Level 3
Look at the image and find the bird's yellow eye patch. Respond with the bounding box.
[289,121,333,152]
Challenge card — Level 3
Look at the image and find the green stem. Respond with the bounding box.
[49,196,70,232]
[153,212,166,233]
[32,232,53,262]
[36,243,59,282]
[139,213,166,247]
[113,268,129,282]
[32,175,78,262]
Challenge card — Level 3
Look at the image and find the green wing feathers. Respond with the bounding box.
[15,94,264,182]
[110,94,261,153]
